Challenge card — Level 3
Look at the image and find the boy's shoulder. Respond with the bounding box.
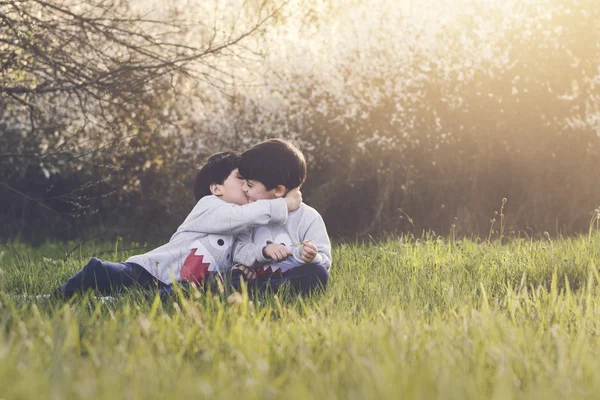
[192,195,228,211]
[180,195,227,225]
[294,203,324,221]
[196,194,222,206]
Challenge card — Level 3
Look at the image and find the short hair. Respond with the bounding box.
[239,138,306,190]
[194,151,241,201]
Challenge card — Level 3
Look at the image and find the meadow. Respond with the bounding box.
[2,233,600,399]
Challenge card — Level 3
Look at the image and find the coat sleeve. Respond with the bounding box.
[232,228,272,268]
[298,213,332,269]
[183,197,288,236]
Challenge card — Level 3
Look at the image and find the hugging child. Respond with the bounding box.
[56,151,302,298]
[232,138,331,294]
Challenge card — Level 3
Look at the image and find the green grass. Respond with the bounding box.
[2,234,600,399]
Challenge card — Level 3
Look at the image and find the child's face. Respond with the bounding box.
[216,169,248,205]
[242,179,285,202]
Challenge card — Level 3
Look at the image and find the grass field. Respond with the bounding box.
[2,233,600,399]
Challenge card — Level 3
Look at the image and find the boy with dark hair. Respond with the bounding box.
[56,151,302,298]
[233,139,331,294]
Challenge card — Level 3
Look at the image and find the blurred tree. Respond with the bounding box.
[196,0,600,238]
[3,0,600,241]
[0,0,285,241]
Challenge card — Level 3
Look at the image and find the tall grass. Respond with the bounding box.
[1,233,600,399]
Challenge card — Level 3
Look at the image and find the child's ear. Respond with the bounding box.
[210,183,222,196]
[273,185,287,198]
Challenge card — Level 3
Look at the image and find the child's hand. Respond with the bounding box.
[301,240,318,263]
[284,188,302,211]
[263,243,292,262]
[233,264,257,280]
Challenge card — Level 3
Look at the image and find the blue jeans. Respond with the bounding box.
[57,257,163,298]
[158,263,329,298]
[237,263,330,295]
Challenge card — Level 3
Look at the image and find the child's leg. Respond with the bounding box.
[157,266,328,299]
[57,257,159,298]
[247,263,329,295]
[157,281,193,299]
[157,270,234,299]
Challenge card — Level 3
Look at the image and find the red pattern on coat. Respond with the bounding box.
[181,250,211,284]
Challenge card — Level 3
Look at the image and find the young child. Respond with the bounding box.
[232,139,331,294]
[56,151,302,298]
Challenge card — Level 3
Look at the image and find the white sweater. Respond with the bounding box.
[127,195,288,284]
[233,203,332,272]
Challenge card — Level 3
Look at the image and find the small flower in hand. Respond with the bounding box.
[301,240,318,263]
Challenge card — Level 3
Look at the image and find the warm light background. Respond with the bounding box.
[2,0,599,241]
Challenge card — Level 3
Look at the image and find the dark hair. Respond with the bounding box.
[239,138,306,190]
[194,151,241,201]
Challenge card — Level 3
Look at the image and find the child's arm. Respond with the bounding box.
[295,213,332,269]
[184,191,301,236]
[232,229,273,268]
[245,212,332,271]
[196,199,287,235]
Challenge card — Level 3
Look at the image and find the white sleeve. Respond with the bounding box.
[184,198,288,236]
[299,213,332,269]
[232,229,272,268]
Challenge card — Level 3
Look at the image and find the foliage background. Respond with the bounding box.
[2,0,600,243]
